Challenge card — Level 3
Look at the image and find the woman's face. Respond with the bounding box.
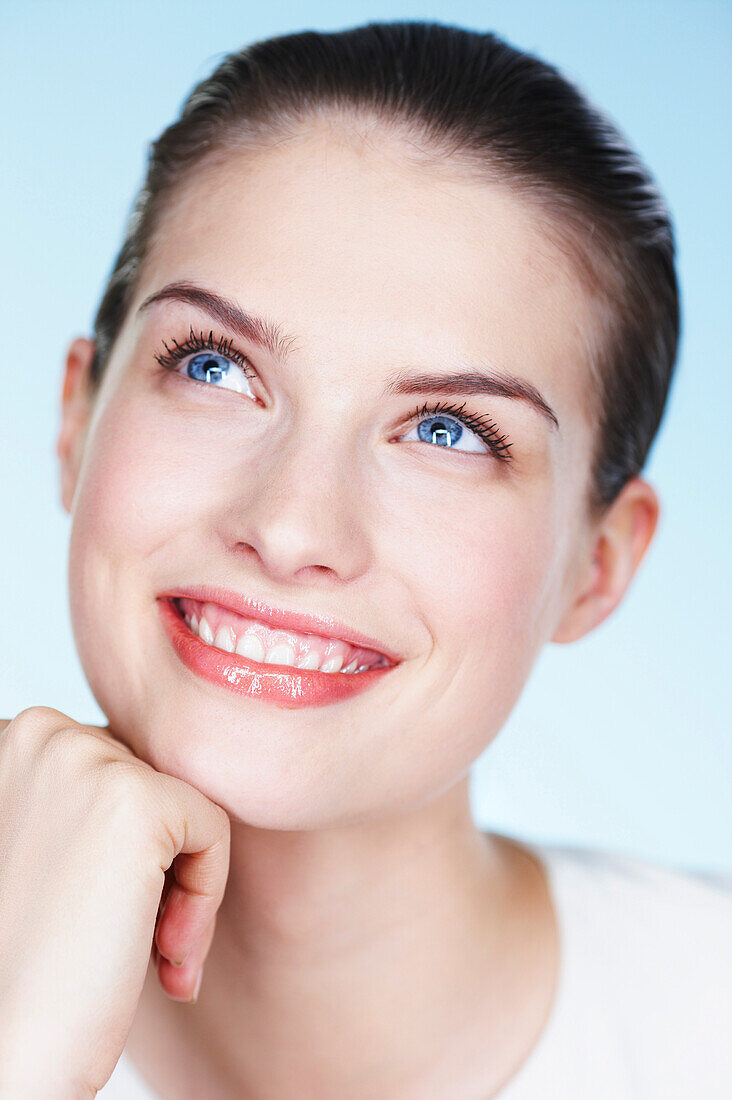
[61,122,603,828]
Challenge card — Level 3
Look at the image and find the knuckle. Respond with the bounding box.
[4,705,69,741]
[99,760,174,861]
[14,704,73,730]
[43,724,102,773]
[0,706,71,760]
[100,757,154,814]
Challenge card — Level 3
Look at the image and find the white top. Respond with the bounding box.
[98,840,732,1099]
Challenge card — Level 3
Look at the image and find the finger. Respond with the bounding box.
[153,847,227,966]
[152,779,231,966]
[156,913,217,1003]
[156,864,176,919]
[149,865,176,970]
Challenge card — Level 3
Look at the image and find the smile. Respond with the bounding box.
[157,595,399,709]
[175,596,390,674]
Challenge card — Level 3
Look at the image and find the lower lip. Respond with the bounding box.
[157,598,397,709]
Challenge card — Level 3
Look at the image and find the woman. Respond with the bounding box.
[1,20,729,1099]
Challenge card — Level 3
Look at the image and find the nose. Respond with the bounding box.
[219,427,373,587]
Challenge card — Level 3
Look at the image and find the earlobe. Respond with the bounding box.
[552,477,660,645]
[57,337,96,514]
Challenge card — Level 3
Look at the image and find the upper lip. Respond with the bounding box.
[159,584,402,664]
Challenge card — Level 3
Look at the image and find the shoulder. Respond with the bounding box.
[539,836,731,894]
[538,840,732,941]
[534,840,732,1095]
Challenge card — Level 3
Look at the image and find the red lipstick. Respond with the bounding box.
[157,597,398,709]
[159,584,401,662]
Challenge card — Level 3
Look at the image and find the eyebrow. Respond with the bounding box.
[383,370,559,430]
[138,282,299,362]
[138,281,559,430]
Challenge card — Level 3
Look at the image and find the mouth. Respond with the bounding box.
[157,594,400,709]
[173,594,392,673]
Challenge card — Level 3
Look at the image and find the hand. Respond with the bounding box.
[0,706,231,1098]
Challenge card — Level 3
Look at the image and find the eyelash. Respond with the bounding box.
[409,400,513,463]
[153,330,513,463]
[153,327,257,378]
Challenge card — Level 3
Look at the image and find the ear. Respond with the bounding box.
[57,337,96,514]
[552,477,660,644]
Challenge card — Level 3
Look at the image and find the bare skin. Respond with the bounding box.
[55,117,658,1098]
[0,708,231,1098]
[124,801,558,1099]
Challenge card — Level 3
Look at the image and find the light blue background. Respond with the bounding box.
[1,1,729,873]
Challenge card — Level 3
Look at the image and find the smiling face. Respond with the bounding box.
[57,121,636,828]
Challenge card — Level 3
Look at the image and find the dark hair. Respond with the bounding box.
[89,20,679,514]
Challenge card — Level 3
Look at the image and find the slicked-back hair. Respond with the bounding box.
[89,21,679,514]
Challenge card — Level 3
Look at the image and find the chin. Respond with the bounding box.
[91,692,389,832]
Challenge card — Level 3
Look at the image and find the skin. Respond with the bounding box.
[56,119,658,1098]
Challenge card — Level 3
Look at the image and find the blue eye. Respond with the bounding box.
[183,352,252,393]
[414,414,483,452]
[400,403,512,461]
[187,352,230,383]
[415,415,485,453]
[156,335,512,462]
[155,331,256,396]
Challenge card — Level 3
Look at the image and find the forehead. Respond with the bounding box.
[140,122,604,426]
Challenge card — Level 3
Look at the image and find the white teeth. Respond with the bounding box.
[214,625,235,653]
[235,631,265,663]
[264,643,296,666]
[319,654,344,674]
[182,602,389,675]
[296,649,322,669]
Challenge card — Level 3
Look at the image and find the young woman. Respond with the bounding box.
[1,21,729,1100]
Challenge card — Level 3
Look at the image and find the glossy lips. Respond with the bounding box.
[158,596,398,708]
[177,596,389,674]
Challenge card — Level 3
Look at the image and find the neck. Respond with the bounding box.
[127,778,557,1099]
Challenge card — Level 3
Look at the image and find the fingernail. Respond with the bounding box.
[189,967,203,1004]
[171,947,192,968]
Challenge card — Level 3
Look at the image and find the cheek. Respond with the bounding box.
[67,392,198,714]
[394,481,556,655]
[462,504,557,648]
[70,395,196,574]
[381,480,558,766]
